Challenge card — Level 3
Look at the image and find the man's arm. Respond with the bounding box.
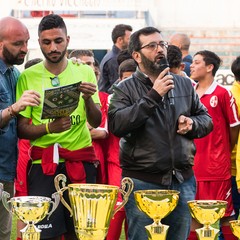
[79,82,101,128]
[0,90,40,129]
[17,115,72,140]
[230,125,240,150]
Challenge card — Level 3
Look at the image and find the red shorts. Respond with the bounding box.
[195,179,235,217]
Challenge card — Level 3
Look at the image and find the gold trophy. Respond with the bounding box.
[229,220,240,238]
[188,200,227,240]
[134,189,180,240]
[54,173,134,240]
[2,191,60,240]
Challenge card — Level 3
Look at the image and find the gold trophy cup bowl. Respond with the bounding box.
[229,220,240,238]
[54,173,134,240]
[2,191,60,240]
[134,189,180,240]
[188,200,227,240]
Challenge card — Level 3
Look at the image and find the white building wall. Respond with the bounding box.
[150,0,240,29]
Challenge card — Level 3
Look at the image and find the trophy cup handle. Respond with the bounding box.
[54,173,73,217]
[47,191,61,220]
[0,183,3,201]
[113,177,134,215]
[1,191,12,213]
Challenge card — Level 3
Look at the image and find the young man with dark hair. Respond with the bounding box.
[189,50,240,240]
[167,44,185,75]
[16,14,101,240]
[98,24,132,93]
[118,58,137,80]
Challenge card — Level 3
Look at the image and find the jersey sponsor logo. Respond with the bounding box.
[210,95,218,108]
[71,114,81,125]
[49,114,81,125]
[36,224,53,229]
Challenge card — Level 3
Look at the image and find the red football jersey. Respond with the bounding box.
[194,82,240,181]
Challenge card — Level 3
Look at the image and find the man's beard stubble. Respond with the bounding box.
[42,47,67,64]
[140,52,165,77]
[2,46,25,65]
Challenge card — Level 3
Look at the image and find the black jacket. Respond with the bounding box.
[108,68,213,185]
[98,45,120,93]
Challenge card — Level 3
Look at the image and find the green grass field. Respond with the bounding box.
[10,218,224,240]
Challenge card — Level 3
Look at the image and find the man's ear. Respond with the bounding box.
[206,63,214,73]
[180,62,185,71]
[116,36,123,48]
[132,51,141,64]
[66,35,70,46]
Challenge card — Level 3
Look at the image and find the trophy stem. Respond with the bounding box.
[145,223,169,240]
[0,183,3,201]
[76,230,106,240]
[20,223,41,240]
[195,225,219,240]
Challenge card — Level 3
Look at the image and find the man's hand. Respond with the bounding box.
[70,57,82,65]
[79,82,97,100]
[152,67,174,97]
[177,115,193,135]
[49,116,72,133]
[13,90,41,113]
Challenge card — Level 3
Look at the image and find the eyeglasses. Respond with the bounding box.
[50,76,60,87]
[138,41,168,51]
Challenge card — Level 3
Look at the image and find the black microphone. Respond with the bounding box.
[159,58,174,106]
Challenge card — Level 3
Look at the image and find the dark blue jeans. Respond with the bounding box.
[124,176,196,240]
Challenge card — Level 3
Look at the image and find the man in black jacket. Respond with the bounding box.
[108,27,213,240]
[98,24,132,93]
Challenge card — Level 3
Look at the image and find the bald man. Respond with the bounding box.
[0,16,40,240]
[169,33,192,77]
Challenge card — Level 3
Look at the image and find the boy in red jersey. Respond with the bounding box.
[188,50,240,240]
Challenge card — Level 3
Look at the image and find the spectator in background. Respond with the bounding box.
[188,50,240,240]
[69,49,95,69]
[169,33,192,77]
[118,59,137,80]
[108,58,137,94]
[117,49,133,66]
[69,49,101,81]
[230,56,240,219]
[98,24,132,93]
[69,49,108,184]
[167,44,186,76]
[94,58,101,81]
[0,16,41,240]
[167,45,196,86]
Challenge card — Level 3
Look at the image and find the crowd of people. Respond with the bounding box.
[0,13,240,240]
